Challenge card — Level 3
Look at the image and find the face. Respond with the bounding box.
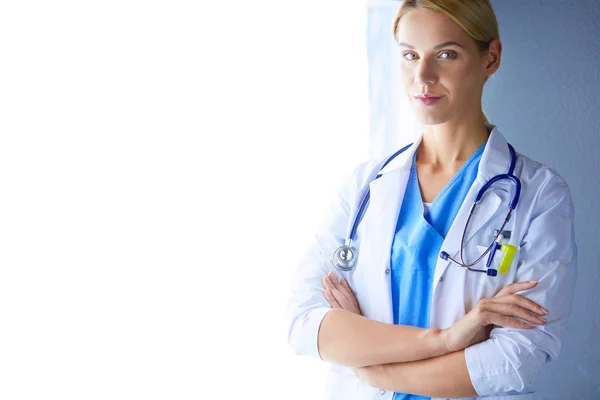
[396,8,500,126]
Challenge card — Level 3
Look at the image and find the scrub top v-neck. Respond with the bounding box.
[389,143,485,400]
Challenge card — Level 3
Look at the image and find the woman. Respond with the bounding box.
[286,1,577,399]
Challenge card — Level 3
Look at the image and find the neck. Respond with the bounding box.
[417,115,490,168]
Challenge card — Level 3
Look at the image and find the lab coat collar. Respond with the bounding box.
[478,124,513,181]
[376,123,512,181]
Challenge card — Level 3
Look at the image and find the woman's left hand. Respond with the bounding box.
[321,271,362,316]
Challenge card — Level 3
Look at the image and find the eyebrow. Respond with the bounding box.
[397,41,465,50]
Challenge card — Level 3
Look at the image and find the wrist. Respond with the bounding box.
[426,327,451,356]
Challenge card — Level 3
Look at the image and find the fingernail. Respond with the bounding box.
[542,308,549,315]
[529,280,538,284]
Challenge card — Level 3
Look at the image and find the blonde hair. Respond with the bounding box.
[392,0,499,124]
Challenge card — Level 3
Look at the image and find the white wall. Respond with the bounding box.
[0,1,370,398]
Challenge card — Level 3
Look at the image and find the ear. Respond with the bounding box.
[483,38,502,77]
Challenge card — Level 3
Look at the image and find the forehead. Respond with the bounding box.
[396,8,471,49]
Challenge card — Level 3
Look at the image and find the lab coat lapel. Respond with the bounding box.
[357,138,419,324]
[361,168,410,324]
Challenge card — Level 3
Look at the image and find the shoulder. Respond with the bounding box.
[517,152,571,191]
[515,151,575,217]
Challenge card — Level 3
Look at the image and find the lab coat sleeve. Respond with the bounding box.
[464,173,577,395]
[285,161,369,359]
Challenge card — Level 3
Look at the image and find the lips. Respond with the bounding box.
[415,95,443,106]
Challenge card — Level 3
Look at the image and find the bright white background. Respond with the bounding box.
[0,1,370,398]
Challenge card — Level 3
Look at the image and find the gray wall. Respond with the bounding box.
[486,1,600,398]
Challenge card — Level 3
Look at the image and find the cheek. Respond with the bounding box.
[442,61,473,80]
[443,66,482,96]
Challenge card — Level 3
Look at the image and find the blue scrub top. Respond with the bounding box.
[390,143,485,400]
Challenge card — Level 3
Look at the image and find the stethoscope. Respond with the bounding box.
[333,142,521,277]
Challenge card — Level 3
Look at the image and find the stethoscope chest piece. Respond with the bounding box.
[333,245,357,272]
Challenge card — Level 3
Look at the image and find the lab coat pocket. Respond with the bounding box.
[464,245,516,309]
[474,244,518,279]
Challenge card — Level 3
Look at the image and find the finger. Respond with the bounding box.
[485,301,547,325]
[322,273,342,292]
[495,280,538,297]
[485,312,535,330]
[327,274,353,304]
[323,272,337,289]
[326,273,360,311]
[322,275,333,289]
[482,301,547,325]
[324,289,341,308]
[328,285,355,310]
[340,279,360,308]
[328,271,345,290]
[327,274,348,297]
[330,275,355,301]
[340,278,353,291]
[340,279,355,296]
[493,294,549,316]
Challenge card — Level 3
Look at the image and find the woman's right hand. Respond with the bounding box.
[442,280,549,353]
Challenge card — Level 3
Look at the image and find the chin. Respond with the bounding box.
[414,111,449,126]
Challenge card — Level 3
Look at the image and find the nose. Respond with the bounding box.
[414,58,437,86]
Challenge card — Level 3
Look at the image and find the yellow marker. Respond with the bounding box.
[499,244,517,274]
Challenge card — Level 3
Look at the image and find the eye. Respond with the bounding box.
[403,52,418,60]
[439,51,457,60]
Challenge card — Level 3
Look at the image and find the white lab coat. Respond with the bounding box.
[286,124,577,400]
